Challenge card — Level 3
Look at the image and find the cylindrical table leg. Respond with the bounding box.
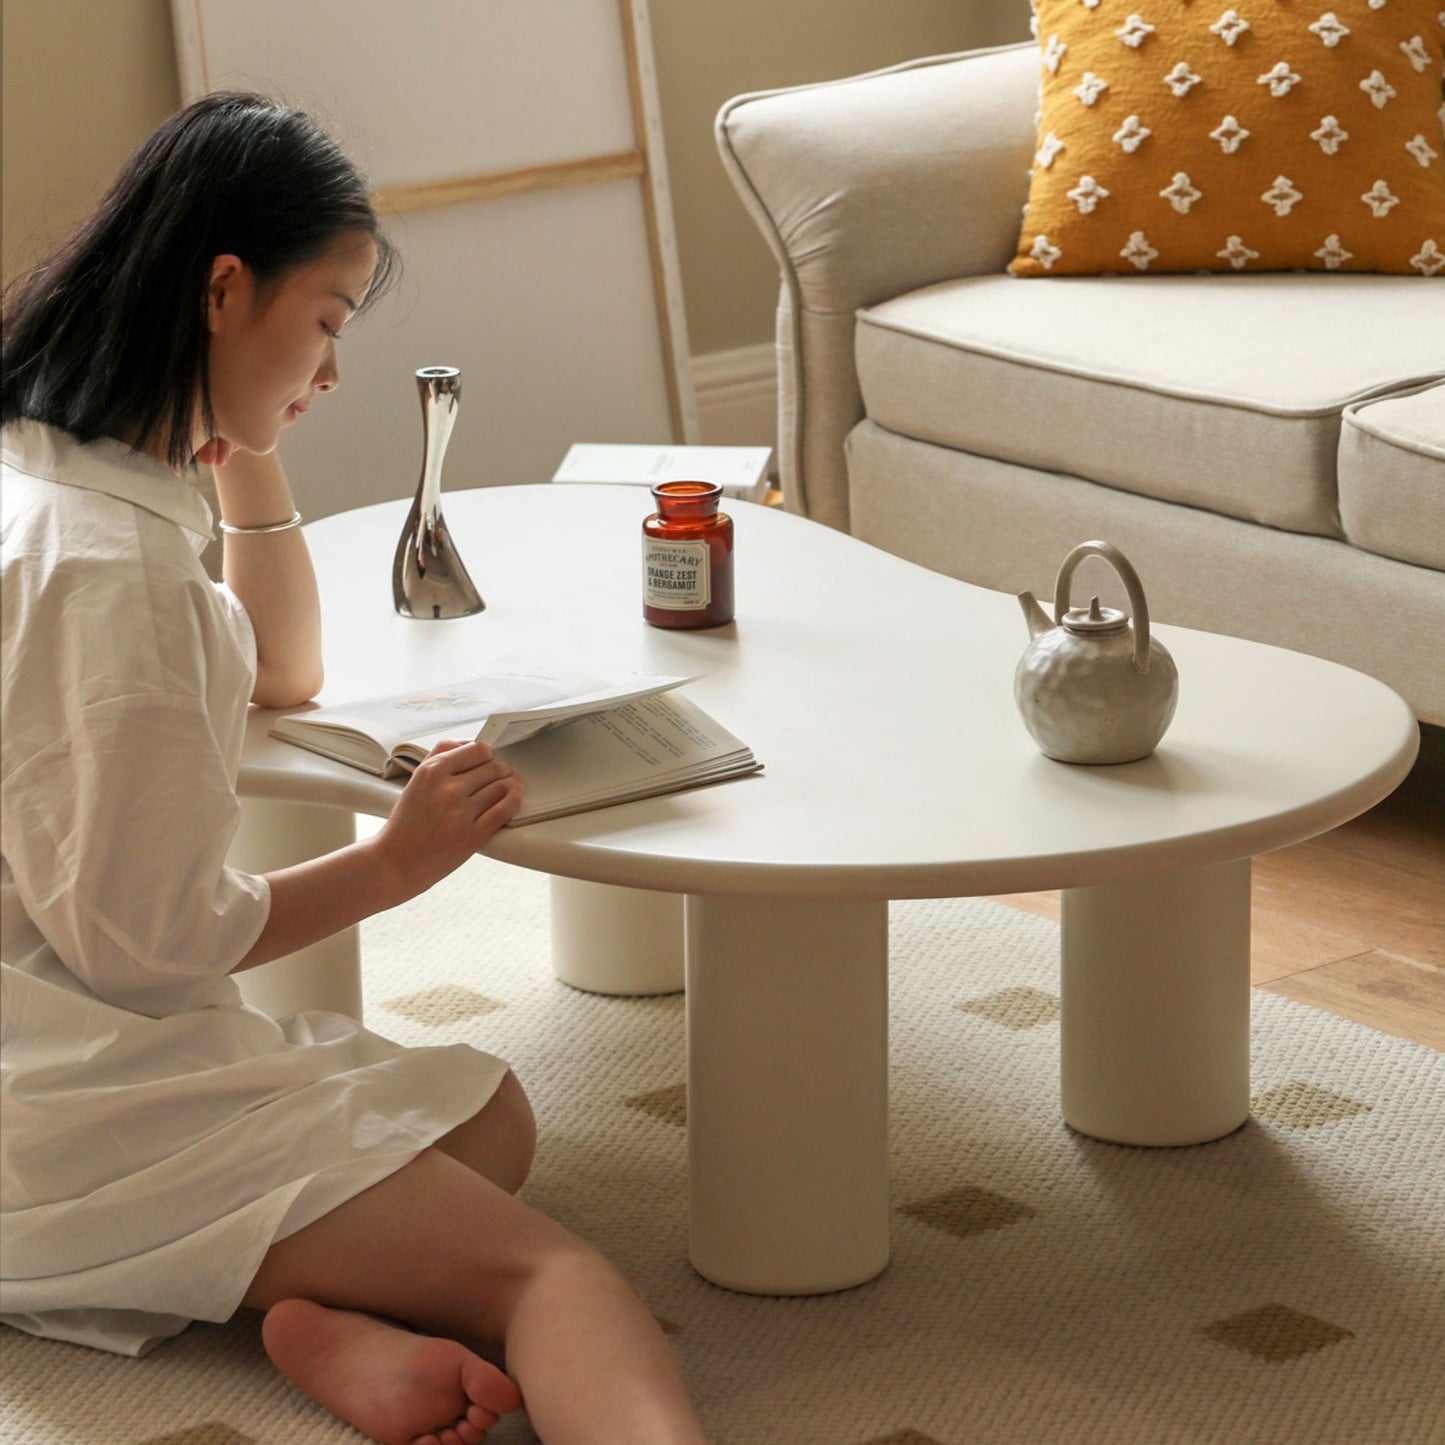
[228,799,363,1021]
[1060,857,1252,1146]
[549,877,684,995]
[686,894,891,1294]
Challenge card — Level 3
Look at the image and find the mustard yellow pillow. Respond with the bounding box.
[1010,0,1445,276]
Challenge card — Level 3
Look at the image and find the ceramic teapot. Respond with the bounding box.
[1014,540,1178,764]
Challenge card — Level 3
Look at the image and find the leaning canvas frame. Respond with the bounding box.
[171,0,697,521]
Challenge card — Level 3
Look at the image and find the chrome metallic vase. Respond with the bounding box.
[392,366,485,619]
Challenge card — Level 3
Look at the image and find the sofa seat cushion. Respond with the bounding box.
[855,272,1445,537]
[1339,384,1445,570]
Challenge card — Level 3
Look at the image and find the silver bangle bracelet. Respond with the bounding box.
[217,510,304,536]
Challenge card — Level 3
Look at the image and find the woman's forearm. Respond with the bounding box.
[213,449,324,707]
[232,739,526,973]
[232,835,409,972]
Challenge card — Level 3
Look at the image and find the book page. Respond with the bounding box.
[474,674,689,748]
[501,693,753,821]
[279,668,685,753]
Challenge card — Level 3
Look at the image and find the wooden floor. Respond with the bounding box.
[992,725,1445,1051]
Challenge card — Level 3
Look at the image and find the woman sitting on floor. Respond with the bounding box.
[0,90,707,1445]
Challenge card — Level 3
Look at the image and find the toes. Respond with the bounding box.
[461,1354,522,1415]
[455,1422,486,1445]
[466,1404,499,1430]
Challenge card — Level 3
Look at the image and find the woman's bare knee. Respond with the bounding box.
[434,1069,536,1194]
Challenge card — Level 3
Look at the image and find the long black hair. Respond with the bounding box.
[1,91,399,472]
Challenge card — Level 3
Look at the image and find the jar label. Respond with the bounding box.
[643,538,710,610]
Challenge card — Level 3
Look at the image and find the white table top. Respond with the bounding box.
[242,484,1419,898]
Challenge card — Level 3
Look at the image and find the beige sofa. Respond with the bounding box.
[717,43,1445,724]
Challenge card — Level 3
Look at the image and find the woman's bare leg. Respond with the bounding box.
[432,1070,537,1197]
[245,1145,706,1442]
[247,1072,537,1444]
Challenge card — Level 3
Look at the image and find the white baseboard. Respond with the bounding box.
[691,343,778,457]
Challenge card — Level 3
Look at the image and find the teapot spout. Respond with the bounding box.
[1017,590,1052,640]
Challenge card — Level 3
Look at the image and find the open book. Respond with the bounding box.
[269,667,760,824]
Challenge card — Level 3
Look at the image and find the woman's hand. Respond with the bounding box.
[196,437,237,467]
[372,739,525,898]
[235,742,523,973]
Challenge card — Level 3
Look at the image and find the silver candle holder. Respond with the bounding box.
[392,365,485,619]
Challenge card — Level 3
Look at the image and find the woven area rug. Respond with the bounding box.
[3,851,1443,1445]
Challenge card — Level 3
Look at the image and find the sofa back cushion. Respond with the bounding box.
[1011,0,1445,277]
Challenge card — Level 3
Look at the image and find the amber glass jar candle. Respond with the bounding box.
[642,481,734,629]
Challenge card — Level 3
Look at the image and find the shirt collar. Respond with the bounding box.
[1,420,215,542]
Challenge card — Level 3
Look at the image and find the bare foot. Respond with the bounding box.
[262,1297,522,1445]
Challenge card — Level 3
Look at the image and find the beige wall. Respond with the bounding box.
[1,0,181,289]
[650,0,1032,354]
[1,0,1033,358]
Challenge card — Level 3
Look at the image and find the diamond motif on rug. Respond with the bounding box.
[625,1082,687,1127]
[899,1186,1038,1239]
[956,985,1061,1031]
[1200,1303,1354,1361]
[380,983,505,1025]
[136,1426,256,1445]
[1252,1082,1372,1129]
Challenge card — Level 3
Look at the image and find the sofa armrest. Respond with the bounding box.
[716,44,1038,529]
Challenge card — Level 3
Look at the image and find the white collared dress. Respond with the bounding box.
[0,421,510,1356]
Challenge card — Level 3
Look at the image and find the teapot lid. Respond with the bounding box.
[1061,595,1128,634]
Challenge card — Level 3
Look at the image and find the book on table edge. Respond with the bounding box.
[551,443,772,503]
[269,668,761,825]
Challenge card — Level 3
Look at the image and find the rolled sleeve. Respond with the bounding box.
[3,692,269,1014]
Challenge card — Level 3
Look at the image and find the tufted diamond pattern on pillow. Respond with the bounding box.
[1010,0,1445,277]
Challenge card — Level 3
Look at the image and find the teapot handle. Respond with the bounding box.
[1053,540,1152,674]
